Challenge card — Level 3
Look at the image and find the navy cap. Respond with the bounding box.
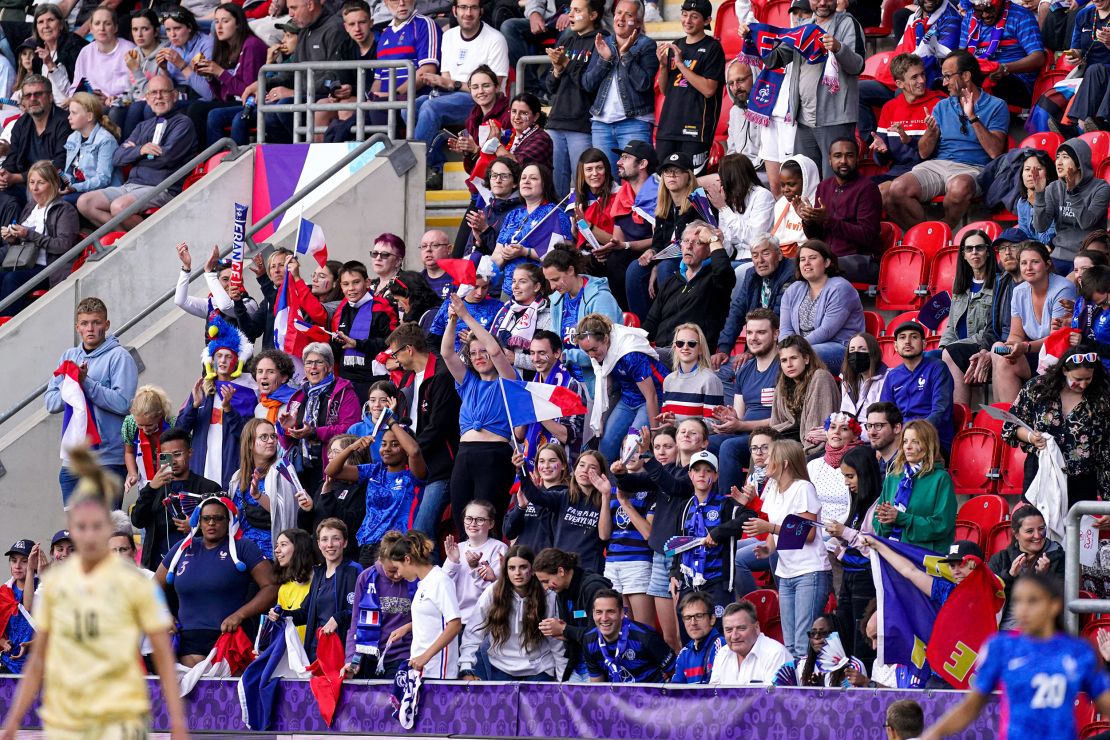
[940,540,985,562]
[5,540,32,558]
[658,150,695,174]
[993,228,1027,247]
[51,530,72,547]
[892,320,927,339]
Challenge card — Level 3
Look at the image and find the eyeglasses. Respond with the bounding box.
[463,516,490,524]
[369,250,396,260]
[996,243,1020,253]
[749,444,770,454]
[420,242,450,250]
[23,89,48,98]
[681,612,711,623]
[807,629,830,638]
[940,72,958,82]
[256,433,279,441]
[864,422,889,431]
[674,340,699,348]
[200,515,228,523]
[304,358,328,366]
[958,114,969,136]
[489,172,514,181]
[963,243,990,253]
[456,2,481,9]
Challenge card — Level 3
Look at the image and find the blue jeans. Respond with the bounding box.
[409,91,478,172]
[263,97,296,143]
[779,569,832,662]
[599,399,649,464]
[413,478,450,541]
[1052,257,1073,277]
[733,537,774,599]
[60,464,128,507]
[810,341,846,374]
[709,432,751,497]
[548,128,592,198]
[207,105,253,147]
[591,119,653,172]
[487,665,555,681]
[0,264,45,314]
[625,257,680,321]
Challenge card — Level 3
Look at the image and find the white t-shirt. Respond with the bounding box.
[410,565,462,679]
[22,203,48,266]
[439,23,509,85]
[708,633,794,686]
[761,479,831,579]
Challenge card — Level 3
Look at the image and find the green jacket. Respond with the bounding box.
[873,467,957,555]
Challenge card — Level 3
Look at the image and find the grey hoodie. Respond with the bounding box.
[44,334,138,466]
[1033,137,1110,262]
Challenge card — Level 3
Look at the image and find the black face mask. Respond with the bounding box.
[847,351,871,374]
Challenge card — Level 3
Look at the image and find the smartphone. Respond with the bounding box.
[158,452,173,468]
[440,128,459,140]
[992,345,1013,356]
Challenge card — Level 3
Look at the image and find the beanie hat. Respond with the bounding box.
[165,495,246,584]
[202,313,253,380]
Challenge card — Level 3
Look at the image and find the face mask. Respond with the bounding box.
[847,351,871,374]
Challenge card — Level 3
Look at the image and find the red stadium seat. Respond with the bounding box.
[998,441,1028,497]
[887,310,927,335]
[1031,69,1068,107]
[742,589,780,631]
[1082,721,1110,739]
[956,495,1010,542]
[714,0,744,60]
[764,617,784,643]
[876,247,926,310]
[878,220,902,254]
[1099,157,1110,185]
[878,336,900,368]
[622,312,640,328]
[1080,617,1110,651]
[949,429,1002,495]
[1081,131,1110,170]
[902,220,952,261]
[1019,132,1064,160]
[862,52,895,81]
[953,220,1002,244]
[759,0,792,25]
[954,520,983,551]
[973,403,1011,438]
[863,310,884,337]
[986,520,1012,558]
[706,138,726,174]
[716,92,734,140]
[953,402,971,431]
[928,246,959,296]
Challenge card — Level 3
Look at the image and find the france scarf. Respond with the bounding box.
[739,23,834,127]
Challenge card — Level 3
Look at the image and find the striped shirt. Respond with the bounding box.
[661,364,724,422]
[606,491,654,563]
[375,14,441,92]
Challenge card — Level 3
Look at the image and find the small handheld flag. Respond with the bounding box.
[664,535,706,557]
[498,378,587,427]
[295,217,329,267]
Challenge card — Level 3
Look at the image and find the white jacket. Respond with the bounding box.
[720,186,776,261]
[459,586,567,679]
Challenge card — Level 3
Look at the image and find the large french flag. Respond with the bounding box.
[273,268,297,354]
[54,360,101,461]
[500,378,587,427]
[177,628,254,697]
[295,218,329,267]
[519,208,567,257]
[239,617,310,730]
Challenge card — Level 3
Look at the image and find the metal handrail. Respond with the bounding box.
[1065,500,1110,633]
[0,134,394,430]
[256,60,416,144]
[515,55,553,96]
[0,138,243,317]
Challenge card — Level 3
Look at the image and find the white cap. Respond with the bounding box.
[688,450,719,470]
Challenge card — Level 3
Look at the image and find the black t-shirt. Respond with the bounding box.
[656,35,726,146]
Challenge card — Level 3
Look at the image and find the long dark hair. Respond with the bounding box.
[574,148,614,212]
[273,528,317,585]
[510,91,547,128]
[211,3,255,70]
[720,153,760,214]
[953,230,998,296]
[840,332,882,401]
[1018,150,1057,202]
[1026,344,1110,404]
[842,446,882,528]
[801,613,846,686]
[482,545,549,652]
[775,335,826,416]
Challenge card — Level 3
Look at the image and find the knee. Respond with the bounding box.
[946,176,975,202]
[887,176,913,202]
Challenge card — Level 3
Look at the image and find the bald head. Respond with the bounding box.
[420,230,452,271]
[727,60,754,107]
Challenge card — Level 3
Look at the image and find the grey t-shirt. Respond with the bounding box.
[798,61,822,127]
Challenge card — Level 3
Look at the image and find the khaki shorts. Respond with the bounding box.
[46,718,149,740]
[910,159,984,201]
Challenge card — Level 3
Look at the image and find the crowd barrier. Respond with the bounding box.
[0,677,1002,737]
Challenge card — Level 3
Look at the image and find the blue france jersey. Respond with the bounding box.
[606,493,653,563]
[375,14,441,91]
[972,633,1110,740]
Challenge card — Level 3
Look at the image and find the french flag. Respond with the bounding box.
[295,218,329,267]
[238,617,310,730]
[54,360,100,461]
[293,318,333,345]
[519,209,566,257]
[177,627,254,697]
[500,378,587,427]
[272,268,297,355]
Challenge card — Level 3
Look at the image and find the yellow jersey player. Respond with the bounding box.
[0,449,189,740]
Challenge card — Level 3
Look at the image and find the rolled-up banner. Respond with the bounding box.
[230,202,248,290]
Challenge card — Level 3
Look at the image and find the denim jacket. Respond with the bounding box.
[581,32,659,120]
[62,124,122,194]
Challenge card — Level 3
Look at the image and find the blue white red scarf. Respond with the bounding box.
[597,618,633,682]
[890,463,922,541]
[965,2,1008,61]
[680,497,711,586]
[739,23,835,127]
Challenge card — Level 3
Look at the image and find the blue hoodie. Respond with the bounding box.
[548,275,623,390]
[44,334,138,466]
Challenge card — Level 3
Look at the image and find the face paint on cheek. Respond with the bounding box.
[1068,378,1086,391]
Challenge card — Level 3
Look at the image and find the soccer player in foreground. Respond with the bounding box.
[0,448,189,740]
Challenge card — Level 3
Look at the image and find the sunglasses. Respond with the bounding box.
[369,250,396,260]
[674,340,699,349]
[807,629,830,638]
[1065,352,1100,366]
[963,243,990,252]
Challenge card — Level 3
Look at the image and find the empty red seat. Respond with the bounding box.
[954,221,1002,244]
[862,52,895,81]
[956,495,1010,544]
[953,402,971,431]
[973,403,1011,438]
[879,220,902,254]
[954,520,983,551]
[950,429,1002,495]
[1019,131,1064,160]
[998,441,1028,496]
[1081,617,1110,651]
[758,0,792,25]
[986,520,1012,558]
[863,310,884,337]
[876,247,926,311]
[902,220,952,261]
[713,0,744,60]
[1081,131,1110,170]
[741,588,780,628]
[928,246,960,296]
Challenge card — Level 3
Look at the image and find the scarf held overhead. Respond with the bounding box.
[740,23,837,127]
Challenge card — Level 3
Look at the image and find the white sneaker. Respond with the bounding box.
[644,3,662,22]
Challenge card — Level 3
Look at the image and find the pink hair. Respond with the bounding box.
[373,232,406,260]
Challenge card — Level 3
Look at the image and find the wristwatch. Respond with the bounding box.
[968,116,980,125]
[453,80,463,91]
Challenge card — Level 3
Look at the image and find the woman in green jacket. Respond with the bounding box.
[872,420,957,555]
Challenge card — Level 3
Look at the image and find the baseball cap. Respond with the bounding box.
[992,228,1027,247]
[276,20,301,33]
[892,320,926,339]
[5,540,32,558]
[940,540,985,563]
[688,450,719,470]
[789,0,812,12]
[658,151,695,174]
[680,0,712,20]
[51,529,72,547]
[611,140,658,173]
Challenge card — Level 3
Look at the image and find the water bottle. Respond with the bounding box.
[620,427,641,466]
[240,94,256,122]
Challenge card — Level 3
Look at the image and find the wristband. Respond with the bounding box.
[968,116,980,125]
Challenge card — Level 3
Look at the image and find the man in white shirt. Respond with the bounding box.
[414,0,509,189]
[725,59,762,172]
[708,601,795,686]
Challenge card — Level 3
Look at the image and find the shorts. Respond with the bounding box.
[757,117,797,164]
[97,182,174,208]
[604,559,652,595]
[909,159,984,201]
[942,340,982,373]
[177,628,220,657]
[46,717,149,740]
[647,551,675,599]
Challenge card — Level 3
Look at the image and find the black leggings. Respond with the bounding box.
[449,440,516,537]
[836,568,876,669]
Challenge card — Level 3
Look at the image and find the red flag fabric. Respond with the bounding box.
[925,556,1005,689]
[307,630,345,726]
[218,627,256,675]
[437,259,477,287]
[1038,326,1076,373]
[0,585,19,637]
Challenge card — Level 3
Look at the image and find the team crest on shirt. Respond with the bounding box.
[615,508,632,528]
[714,605,725,618]
[219,550,228,560]
[706,509,720,522]
[622,649,637,661]
[918,377,926,388]
[348,592,356,605]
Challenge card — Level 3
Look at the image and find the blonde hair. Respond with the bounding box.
[655,170,695,219]
[671,322,712,371]
[768,439,810,484]
[68,91,121,138]
[67,446,121,509]
[130,384,173,420]
[26,160,62,203]
[890,420,942,477]
[574,313,613,343]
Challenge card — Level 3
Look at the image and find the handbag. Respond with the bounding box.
[1,241,40,271]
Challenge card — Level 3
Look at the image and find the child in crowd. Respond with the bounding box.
[599,430,655,626]
[121,385,175,491]
[344,530,417,679]
[268,527,316,642]
[444,500,508,629]
[346,380,405,463]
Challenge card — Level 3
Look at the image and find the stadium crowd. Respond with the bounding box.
[7,0,1110,733]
